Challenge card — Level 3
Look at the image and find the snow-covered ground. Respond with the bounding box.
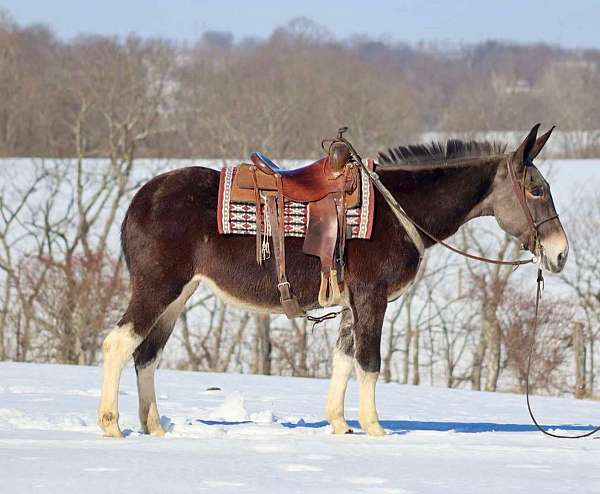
[0,362,598,493]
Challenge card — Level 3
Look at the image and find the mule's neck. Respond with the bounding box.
[378,157,502,248]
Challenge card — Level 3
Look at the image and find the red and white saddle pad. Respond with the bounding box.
[217,159,375,239]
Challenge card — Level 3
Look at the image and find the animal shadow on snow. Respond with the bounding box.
[195,418,596,434]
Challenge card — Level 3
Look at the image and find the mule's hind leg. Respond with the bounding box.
[134,329,170,437]
[353,288,387,437]
[325,309,355,434]
[98,323,143,438]
[134,279,199,436]
[98,280,190,438]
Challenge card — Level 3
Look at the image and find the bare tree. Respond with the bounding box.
[560,193,600,395]
[462,226,520,391]
[501,291,572,394]
[252,314,272,375]
[537,62,600,157]
[177,287,250,372]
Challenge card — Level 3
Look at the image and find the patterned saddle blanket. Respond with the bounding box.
[217,159,375,240]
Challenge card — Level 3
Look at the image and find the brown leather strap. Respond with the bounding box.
[267,181,303,319]
[410,221,534,266]
[334,191,346,283]
[507,159,560,252]
[526,269,600,438]
[250,165,263,264]
[266,195,284,280]
[507,158,538,250]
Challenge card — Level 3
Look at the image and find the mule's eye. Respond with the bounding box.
[529,188,544,198]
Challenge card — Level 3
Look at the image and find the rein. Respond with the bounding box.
[525,269,600,438]
[337,130,536,267]
[334,129,599,439]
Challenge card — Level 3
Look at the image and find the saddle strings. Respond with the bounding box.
[260,192,271,262]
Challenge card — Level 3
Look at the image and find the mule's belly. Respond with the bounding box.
[192,274,283,314]
[197,232,323,313]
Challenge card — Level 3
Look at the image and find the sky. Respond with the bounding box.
[1,0,599,49]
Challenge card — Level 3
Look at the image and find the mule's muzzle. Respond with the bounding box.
[542,249,568,273]
[540,234,569,273]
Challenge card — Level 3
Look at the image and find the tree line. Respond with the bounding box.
[1,15,600,159]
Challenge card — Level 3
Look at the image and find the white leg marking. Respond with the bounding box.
[98,323,142,438]
[325,349,354,434]
[355,365,385,437]
[137,352,164,436]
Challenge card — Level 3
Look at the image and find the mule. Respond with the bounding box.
[98,124,568,438]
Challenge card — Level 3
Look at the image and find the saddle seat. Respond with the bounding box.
[250,150,353,203]
[249,152,281,174]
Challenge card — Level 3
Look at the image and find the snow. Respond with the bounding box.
[1,362,599,493]
[1,158,599,492]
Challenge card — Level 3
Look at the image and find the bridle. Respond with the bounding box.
[337,128,545,268]
[333,129,600,439]
[506,156,560,259]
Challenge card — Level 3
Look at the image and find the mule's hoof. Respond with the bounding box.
[361,422,386,437]
[151,427,166,437]
[145,424,166,437]
[99,412,123,438]
[329,418,352,435]
[142,406,166,437]
[103,428,124,438]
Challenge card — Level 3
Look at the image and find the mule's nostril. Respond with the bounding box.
[558,252,564,266]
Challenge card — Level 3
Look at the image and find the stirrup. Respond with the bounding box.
[318,270,342,307]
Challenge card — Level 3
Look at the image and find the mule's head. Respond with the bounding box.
[491,124,568,273]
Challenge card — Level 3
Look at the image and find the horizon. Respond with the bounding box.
[2,0,600,50]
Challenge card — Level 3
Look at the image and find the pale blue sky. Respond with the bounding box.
[1,0,598,48]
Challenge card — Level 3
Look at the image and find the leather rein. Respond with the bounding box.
[338,129,543,268]
[334,131,599,439]
[505,160,600,438]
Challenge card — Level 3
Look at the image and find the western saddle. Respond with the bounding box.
[232,139,359,318]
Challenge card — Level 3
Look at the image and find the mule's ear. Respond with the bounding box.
[529,125,555,160]
[513,123,541,171]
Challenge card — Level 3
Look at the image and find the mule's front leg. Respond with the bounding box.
[353,290,387,437]
[98,323,141,438]
[355,365,385,437]
[326,310,355,434]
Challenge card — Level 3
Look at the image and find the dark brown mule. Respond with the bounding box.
[98,125,568,437]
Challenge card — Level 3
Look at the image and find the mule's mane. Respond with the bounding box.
[378,140,507,168]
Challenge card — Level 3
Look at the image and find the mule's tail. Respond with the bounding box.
[120,208,132,269]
